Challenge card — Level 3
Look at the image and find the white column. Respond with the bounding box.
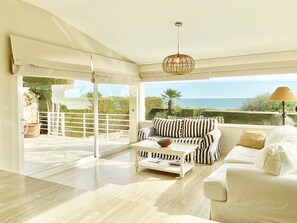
[139,82,145,121]
[16,76,24,174]
[129,85,139,143]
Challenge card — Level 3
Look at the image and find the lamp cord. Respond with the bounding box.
[177,25,180,54]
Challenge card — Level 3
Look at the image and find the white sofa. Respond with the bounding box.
[203,126,297,223]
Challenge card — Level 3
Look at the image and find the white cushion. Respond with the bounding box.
[224,145,259,164]
[255,142,297,176]
[265,125,297,148]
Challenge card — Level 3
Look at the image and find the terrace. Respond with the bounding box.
[24,112,130,175]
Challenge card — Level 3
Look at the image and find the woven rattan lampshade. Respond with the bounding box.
[162,22,195,75]
[162,53,195,74]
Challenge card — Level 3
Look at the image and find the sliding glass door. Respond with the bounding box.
[22,77,94,175]
[96,84,131,156]
[21,76,138,175]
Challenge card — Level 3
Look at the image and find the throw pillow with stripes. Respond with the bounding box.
[153,118,183,138]
[182,118,216,137]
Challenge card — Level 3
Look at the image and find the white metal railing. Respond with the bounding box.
[38,112,130,141]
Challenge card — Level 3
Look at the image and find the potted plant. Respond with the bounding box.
[23,90,41,138]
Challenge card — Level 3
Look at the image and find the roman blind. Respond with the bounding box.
[10,35,140,85]
[140,51,297,82]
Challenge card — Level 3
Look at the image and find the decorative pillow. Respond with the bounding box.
[153,118,183,138]
[254,142,297,176]
[265,125,297,149]
[236,130,266,149]
[182,118,216,138]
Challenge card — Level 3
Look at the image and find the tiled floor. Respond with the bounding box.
[24,134,129,175]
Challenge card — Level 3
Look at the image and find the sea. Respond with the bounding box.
[173,98,248,110]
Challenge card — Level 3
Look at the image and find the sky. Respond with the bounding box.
[145,74,297,98]
[65,82,130,98]
[65,73,297,99]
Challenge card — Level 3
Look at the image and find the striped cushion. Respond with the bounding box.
[182,118,216,137]
[153,118,183,138]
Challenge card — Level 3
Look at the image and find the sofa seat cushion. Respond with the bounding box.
[224,145,259,164]
[203,163,255,201]
[174,137,203,145]
[146,135,215,150]
[147,136,203,147]
[146,135,173,141]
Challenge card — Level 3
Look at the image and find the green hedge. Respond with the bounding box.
[145,106,297,126]
[203,110,297,125]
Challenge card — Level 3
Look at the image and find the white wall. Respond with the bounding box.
[0,0,129,172]
[139,121,274,155]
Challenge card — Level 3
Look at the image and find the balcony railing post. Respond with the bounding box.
[47,112,51,135]
[61,113,65,137]
[37,112,40,123]
[42,112,129,143]
[106,114,109,142]
[83,113,86,139]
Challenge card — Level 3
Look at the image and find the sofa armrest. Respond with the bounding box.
[138,126,156,141]
[226,167,297,208]
[198,128,221,150]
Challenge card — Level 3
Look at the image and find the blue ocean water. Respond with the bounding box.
[173,98,248,110]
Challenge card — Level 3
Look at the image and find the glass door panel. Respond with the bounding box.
[97,84,131,155]
[23,77,94,175]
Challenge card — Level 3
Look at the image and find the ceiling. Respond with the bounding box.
[23,0,297,65]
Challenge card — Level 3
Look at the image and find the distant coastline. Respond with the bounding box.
[173,98,248,110]
[61,97,249,110]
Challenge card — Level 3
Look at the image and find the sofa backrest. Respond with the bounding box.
[182,118,217,137]
[167,115,224,124]
[153,118,217,138]
[153,118,183,138]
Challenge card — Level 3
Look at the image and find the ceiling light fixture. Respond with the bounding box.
[162,22,195,75]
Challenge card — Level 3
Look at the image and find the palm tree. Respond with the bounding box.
[161,88,182,115]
